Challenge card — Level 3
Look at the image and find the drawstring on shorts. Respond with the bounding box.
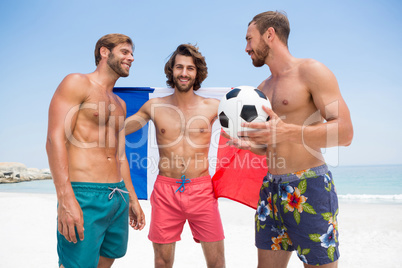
[175,175,192,193]
[108,187,129,203]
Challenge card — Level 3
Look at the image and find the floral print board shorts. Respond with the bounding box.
[255,164,340,266]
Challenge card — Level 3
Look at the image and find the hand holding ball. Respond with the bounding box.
[218,86,271,139]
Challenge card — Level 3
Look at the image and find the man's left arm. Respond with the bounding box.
[295,60,353,148]
[118,100,145,230]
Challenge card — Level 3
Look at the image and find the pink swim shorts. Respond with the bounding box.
[148,175,225,244]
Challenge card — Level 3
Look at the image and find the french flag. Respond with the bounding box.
[114,87,267,209]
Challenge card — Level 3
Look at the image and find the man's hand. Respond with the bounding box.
[221,131,253,150]
[57,194,84,243]
[129,200,145,230]
[239,106,289,146]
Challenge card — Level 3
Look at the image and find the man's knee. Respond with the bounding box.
[205,247,225,268]
[205,256,225,268]
[201,240,225,268]
[98,256,115,268]
[153,242,175,268]
[154,257,174,268]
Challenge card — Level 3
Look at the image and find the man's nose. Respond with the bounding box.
[245,44,251,54]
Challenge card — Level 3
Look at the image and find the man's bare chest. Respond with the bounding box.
[262,79,311,117]
[77,95,125,129]
[153,109,213,141]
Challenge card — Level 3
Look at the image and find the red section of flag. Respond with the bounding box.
[212,131,268,209]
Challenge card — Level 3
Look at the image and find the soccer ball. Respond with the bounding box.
[218,85,271,139]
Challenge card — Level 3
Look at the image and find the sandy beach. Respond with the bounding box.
[1,192,401,267]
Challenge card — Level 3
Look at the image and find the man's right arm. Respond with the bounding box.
[46,73,88,243]
[124,99,153,135]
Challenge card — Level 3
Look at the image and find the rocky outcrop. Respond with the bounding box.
[0,162,52,183]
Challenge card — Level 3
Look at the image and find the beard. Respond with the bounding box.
[252,43,270,67]
[173,76,195,92]
[107,52,129,77]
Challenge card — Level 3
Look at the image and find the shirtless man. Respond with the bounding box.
[46,33,145,268]
[232,11,353,267]
[125,44,225,268]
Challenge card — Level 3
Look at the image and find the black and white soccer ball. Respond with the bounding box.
[218,85,271,139]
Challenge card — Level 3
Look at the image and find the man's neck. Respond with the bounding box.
[89,68,119,93]
[266,45,295,77]
[171,88,199,107]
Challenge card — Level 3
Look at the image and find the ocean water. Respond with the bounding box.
[1,165,401,203]
[330,164,402,203]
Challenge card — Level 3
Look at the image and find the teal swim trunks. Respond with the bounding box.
[57,181,129,268]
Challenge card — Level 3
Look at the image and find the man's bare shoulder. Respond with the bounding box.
[202,96,220,107]
[136,96,170,117]
[297,58,339,97]
[144,96,171,106]
[61,73,91,87]
[298,58,332,77]
[196,96,219,118]
[53,73,91,103]
[298,58,336,82]
[191,95,219,110]
[57,73,91,95]
[155,95,172,102]
[257,77,271,91]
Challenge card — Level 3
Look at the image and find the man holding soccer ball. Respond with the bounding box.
[231,11,353,267]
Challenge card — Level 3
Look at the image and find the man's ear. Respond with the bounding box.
[100,46,110,59]
[264,27,275,44]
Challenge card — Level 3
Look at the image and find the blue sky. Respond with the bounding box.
[0,0,401,169]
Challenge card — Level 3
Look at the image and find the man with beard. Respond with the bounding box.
[125,44,225,268]
[46,33,145,268]
[229,11,353,267]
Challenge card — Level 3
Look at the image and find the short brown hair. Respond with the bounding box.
[164,44,208,91]
[249,11,290,46]
[94,33,133,66]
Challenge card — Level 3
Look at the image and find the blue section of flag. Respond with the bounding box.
[114,87,155,200]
